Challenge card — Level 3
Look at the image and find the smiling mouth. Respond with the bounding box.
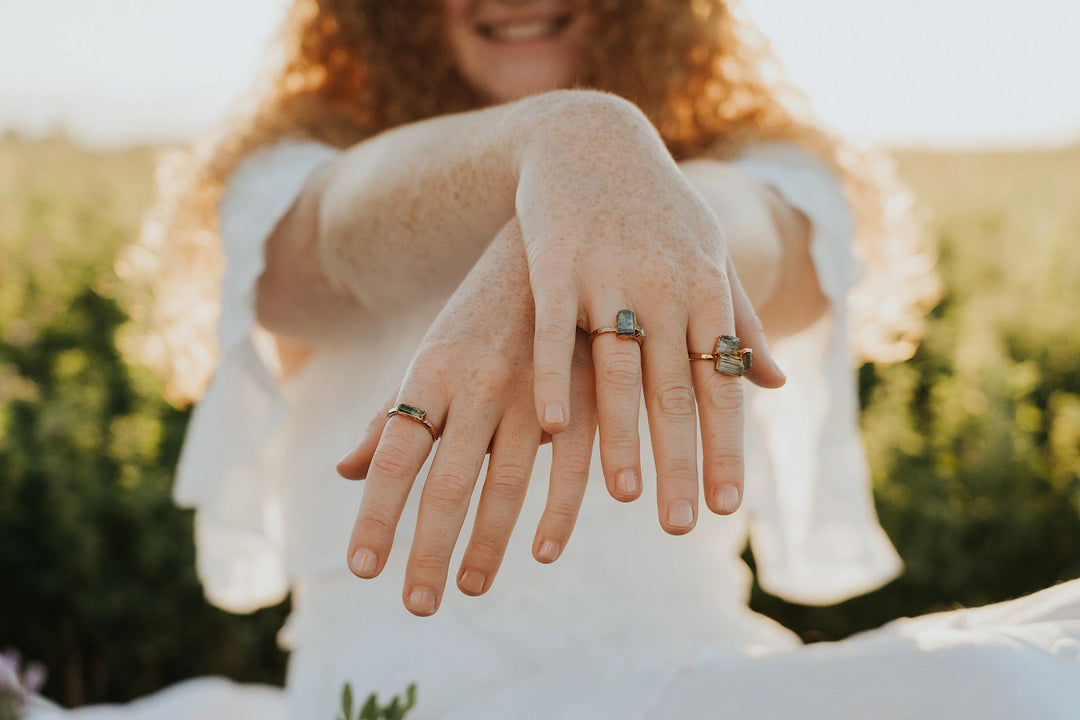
[477,14,573,43]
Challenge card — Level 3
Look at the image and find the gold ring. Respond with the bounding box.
[689,335,752,377]
[590,309,646,344]
[386,403,440,441]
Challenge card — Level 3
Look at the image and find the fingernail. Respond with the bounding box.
[667,500,695,528]
[337,448,358,467]
[459,568,487,595]
[349,547,377,577]
[544,402,565,426]
[537,539,561,563]
[715,485,741,514]
[407,587,437,615]
[616,469,639,496]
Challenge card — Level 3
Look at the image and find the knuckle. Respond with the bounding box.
[698,261,728,289]
[468,533,506,560]
[597,353,641,389]
[552,446,593,477]
[536,319,572,349]
[534,365,570,387]
[483,475,527,507]
[600,425,638,454]
[409,551,449,576]
[491,456,533,485]
[423,473,474,508]
[706,450,743,481]
[369,436,418,479]
[651,380,697,421]
[544,499,581,528]
[700,374,743,413]
[658,457,698,484]
[355,509,396,538]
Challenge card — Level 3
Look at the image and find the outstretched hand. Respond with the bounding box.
[337,96,787,617]
[337,219,598,616]
[515,95,785,533]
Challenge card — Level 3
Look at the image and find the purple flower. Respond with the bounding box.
[0,648,48,720]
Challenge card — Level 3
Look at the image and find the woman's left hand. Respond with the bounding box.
[336,219,598,616]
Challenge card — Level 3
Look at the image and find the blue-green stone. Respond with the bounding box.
[715,335,740,356]
[616,309,636,336]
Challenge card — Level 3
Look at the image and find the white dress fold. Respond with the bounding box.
[35,140,1080,720]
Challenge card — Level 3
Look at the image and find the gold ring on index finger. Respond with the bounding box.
[386,403,441,441]
[590,309,646,345]
[689,335,752,377]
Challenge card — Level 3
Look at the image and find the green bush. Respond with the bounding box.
[0,138,287,706]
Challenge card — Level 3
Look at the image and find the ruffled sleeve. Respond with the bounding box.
[732,143,904,605]
[172,140,341,613]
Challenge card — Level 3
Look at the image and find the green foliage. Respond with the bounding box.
[0,136,1078,703]
[0,138,287,706]
[338,682,417,720]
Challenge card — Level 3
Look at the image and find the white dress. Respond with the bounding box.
[33,141,1080,720]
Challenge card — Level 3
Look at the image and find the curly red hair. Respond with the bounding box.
[124,0,939,403]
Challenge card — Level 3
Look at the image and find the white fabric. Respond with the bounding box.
[38,140,1080,719]
[732,145,904,604]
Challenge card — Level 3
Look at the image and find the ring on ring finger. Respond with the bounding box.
[689,335,753,377]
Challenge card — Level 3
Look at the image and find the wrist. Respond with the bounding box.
[503,91,674,261]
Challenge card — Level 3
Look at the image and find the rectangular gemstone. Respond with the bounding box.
[716,355,744,375]
[714,335,740,356]
[398,404,424,419]
[741,348,753,371]
[616,309,636,336]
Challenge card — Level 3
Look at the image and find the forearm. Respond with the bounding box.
[680,159,826,341]
[257,90,658,339]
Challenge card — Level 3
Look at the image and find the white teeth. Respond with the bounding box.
[488,19,560,41]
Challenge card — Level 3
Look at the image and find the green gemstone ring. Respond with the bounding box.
[386,403,440,441]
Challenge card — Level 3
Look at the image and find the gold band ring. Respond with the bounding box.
[590,309,646,344]
[689,335,753,377]
[386,403,440,441]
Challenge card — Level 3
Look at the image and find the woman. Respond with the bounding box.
[51,0,1079,718]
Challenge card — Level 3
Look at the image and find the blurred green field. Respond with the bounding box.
[1,136,1078,706]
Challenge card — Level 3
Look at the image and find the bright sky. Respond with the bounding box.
[1,0,1078,148]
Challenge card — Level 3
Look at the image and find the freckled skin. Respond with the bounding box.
[261,4,821,615]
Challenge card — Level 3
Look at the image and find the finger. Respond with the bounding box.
[337,393,397,480]
[640,303,699,535]
[588,303,643,502]
[531,272,581,436]
[404,401,501,616]
[534,335,598,562]
[347,392,445,582]
[457,408,543,596]
[688,271,745,516]
[728,256,786,389]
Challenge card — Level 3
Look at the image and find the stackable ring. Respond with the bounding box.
[590,309,646,344]
[386,403,440,441]
[689,335,753,377]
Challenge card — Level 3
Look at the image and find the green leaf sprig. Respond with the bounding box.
[337,682,417,720]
